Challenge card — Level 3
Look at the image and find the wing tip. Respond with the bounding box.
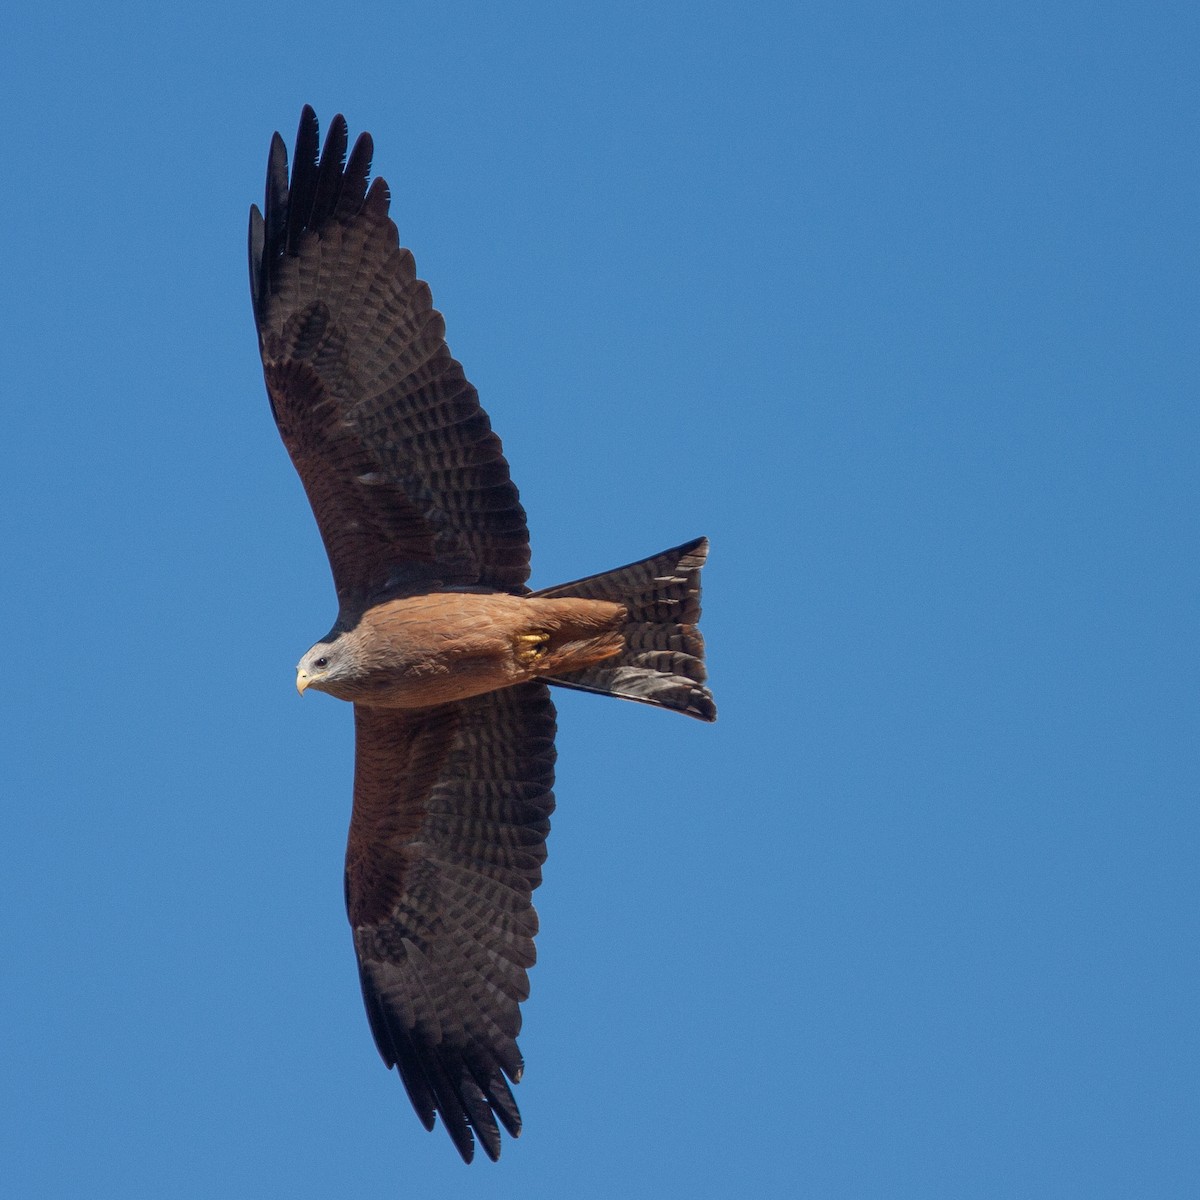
[255,106,380,304]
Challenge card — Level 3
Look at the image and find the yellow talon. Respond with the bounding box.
[516,631,550,666]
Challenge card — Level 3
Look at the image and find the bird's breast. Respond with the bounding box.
[347,590,625,709]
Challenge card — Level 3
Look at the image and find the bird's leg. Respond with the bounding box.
[515,631,550,667]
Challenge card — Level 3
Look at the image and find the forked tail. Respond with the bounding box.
[533,537,716,721]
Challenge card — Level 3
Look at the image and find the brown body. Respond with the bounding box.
[309,593,626,707]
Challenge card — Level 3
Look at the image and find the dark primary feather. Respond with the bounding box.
[249,106,531,615]
[348,685,557,1162]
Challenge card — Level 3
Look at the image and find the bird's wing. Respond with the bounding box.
[347,683,557,1162]
[249,106,530,611]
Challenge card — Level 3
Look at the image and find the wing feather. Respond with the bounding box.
[249,106,530,612]
[346,684,557,1162]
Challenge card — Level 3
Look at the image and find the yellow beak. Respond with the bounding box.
[296,669,310,696]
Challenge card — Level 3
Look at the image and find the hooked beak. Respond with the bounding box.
[296,669,311,696]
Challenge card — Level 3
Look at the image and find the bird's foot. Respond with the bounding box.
[516,631,550,667]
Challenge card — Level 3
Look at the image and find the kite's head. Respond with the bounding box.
[295,637,357,699]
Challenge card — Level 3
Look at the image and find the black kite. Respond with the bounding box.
[248,106,715,1162]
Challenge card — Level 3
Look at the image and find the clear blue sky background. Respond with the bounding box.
[2,3,1196,1197]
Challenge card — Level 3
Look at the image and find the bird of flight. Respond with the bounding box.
[248,107,715,1162]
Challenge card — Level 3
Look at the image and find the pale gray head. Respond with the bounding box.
[295,635,360,700]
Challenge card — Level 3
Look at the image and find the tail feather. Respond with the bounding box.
[534,537,716,722]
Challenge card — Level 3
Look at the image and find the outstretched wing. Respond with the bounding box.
[249,106,530,612]
[347,684,557,1162]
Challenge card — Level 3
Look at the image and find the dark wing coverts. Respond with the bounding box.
[249,105,530,613]
[249,109,556,1161]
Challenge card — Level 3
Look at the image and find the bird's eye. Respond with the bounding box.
[314,656,329,669]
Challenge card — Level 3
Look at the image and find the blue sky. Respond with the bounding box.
[2,3,1196,1196]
